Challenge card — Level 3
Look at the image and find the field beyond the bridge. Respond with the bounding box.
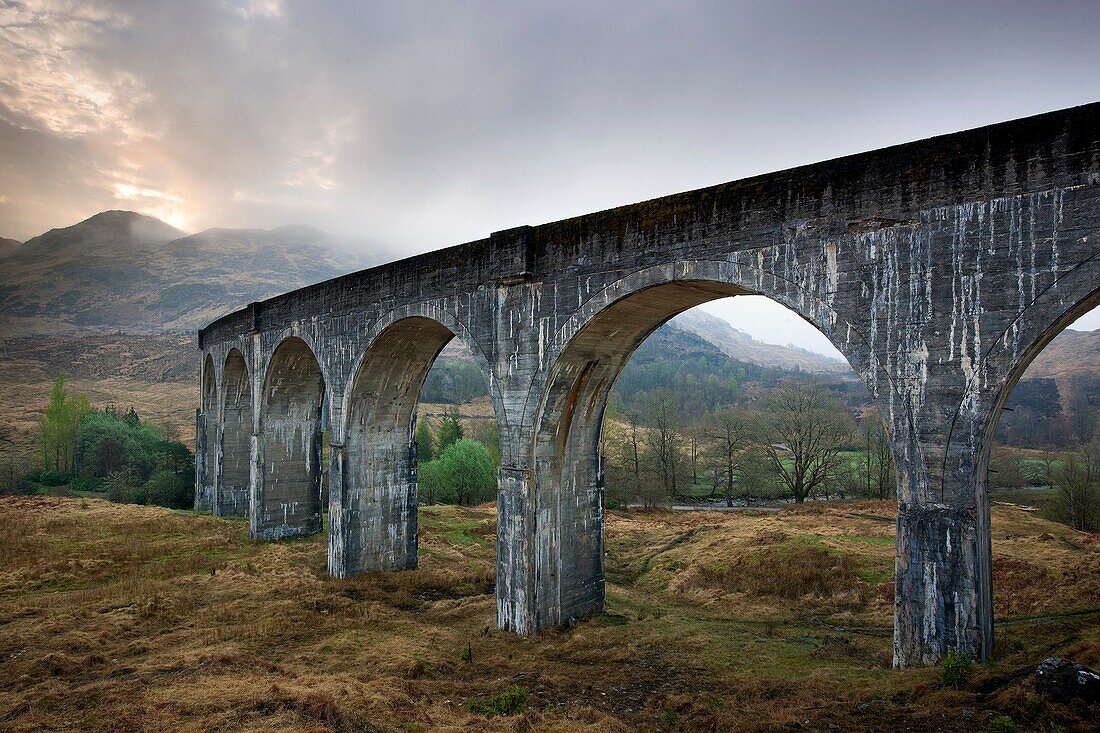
[0,497,1096,733]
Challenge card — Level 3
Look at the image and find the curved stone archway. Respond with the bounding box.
[255,336,326,540]
[218,348,252,517]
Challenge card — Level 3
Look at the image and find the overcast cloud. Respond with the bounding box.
[1,0,1098,353]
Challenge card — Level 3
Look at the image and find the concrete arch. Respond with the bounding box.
[330,315,461,576]
[329,305,503,577]
[255,336,326,540]
[336,301,501,438]
[532,259,880,428]
[520,262,878,629]
[984,259,1100,446]
[218,347,252,517]
[257,326,335,412]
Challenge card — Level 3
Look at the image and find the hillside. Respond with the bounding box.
[0,496,1096,732]
[1026,328,1100,381]
[671,309,849,374]
[0,211,378,335]
[0,237,21,258]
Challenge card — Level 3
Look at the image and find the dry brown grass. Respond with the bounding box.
[1,496,1097,732]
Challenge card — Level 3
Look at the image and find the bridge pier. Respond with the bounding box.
[894,499,990,665]
[194,354,217,512]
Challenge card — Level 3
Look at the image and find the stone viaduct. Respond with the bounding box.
[195,103,1100,667]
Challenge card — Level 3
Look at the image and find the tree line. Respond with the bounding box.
[603,380,895,508]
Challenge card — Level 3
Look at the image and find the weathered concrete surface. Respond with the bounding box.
[196,103,1100,666]
[218,348,251,517]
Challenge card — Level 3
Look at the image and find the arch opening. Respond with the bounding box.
[984,290,1100,523]
[975,291,1100,657]
[258,337,326,539]
[196,354,217,512]
[337,316,462,576]
[218,348,252,517]
[529,280,880,628]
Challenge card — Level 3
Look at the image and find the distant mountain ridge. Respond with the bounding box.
[0,211,378,335]
[1025,328,1100,381]
[670,309,848,374]
[0,237,22,258]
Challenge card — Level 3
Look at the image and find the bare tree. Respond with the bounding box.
[760,382,854,503]
[622,409,642,483]
[643,390,681,501]
[864,421,896,499]
[706,408,752,507]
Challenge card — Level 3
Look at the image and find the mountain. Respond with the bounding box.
[1024,329,1100,382]
[0,211,377,335]
[0,237,22,258]
[669,309,849,374]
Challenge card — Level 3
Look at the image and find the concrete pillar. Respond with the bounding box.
[894,497,990,665]
[496,464,534,632]
[248,430,262,538]
[889,410,993,666]
[327,442,347,575]
[193,407,212,511]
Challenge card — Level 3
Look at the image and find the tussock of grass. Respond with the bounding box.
[682,542,863,600]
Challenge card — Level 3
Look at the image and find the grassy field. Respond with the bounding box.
[0,497,1097,732]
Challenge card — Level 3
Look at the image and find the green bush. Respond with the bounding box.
[419,439,495,506]
[2,477,40,496]
[979,716,1018,733]
[38,470,71,487]
[143,470,192,509]
[69,477,104,492]
[939,650,972,688]
[466,685,525,717]
[106,472,146,505]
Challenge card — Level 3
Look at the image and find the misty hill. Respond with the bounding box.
[0,211,377,335]
[1024,328,1100,382]
[0,237,21,258]
[670,309,848,374]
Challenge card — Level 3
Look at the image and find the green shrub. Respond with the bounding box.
[69,477,104,492]
[460,642,472,663]
[419,439,495,506]
[939,650,972,688]
[38,470,71,486]
[466,685,526,717]
[3,476,40,496]
[144,470,192,509]
[979,716,1017,733]
[105,472,146,505]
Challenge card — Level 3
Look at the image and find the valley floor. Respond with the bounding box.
[0,498,1097,732]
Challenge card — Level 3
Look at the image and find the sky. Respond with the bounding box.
[1,0,1099,354]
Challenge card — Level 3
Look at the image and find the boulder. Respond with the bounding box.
[1034,657,1100,703]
